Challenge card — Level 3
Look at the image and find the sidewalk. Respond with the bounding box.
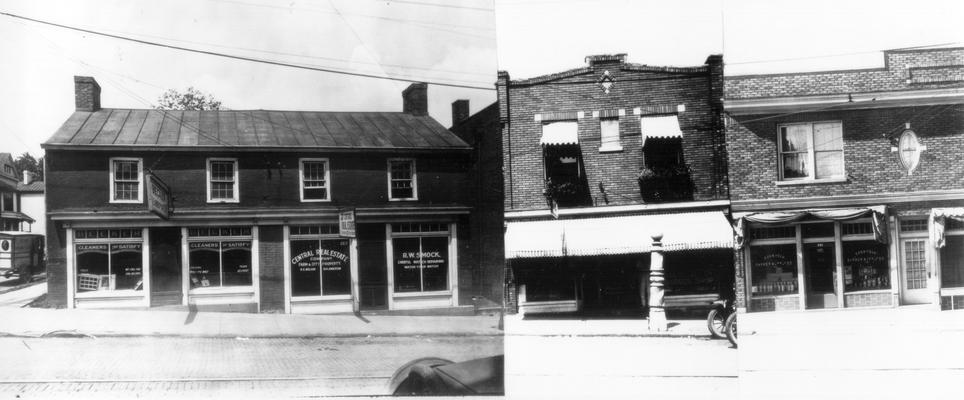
[742,304,964,336]
[0,307,503,338]
[504,314,713,337]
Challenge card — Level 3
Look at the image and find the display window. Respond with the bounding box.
[391,223,450,293]
[74,228,144,292]
[187,227,252,289]
[942,235,964,289]
[289,226,351,297]
[842,240,890,291]
[750,243,799,296]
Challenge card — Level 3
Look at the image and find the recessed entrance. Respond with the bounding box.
[805,242,838,309]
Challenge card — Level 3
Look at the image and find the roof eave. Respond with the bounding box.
[40,144,474,153]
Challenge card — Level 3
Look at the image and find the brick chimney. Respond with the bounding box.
[74,76,101,111]
[585,54,627,69]
[23,170,34,185]
[705,54,724,106]
[451,99,470,125]
[402,82,428,116]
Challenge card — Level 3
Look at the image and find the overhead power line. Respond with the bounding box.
[0,11,496,91]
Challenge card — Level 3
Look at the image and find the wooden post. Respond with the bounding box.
[648,233,667,332]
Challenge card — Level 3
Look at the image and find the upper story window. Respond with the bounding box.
[299,158,330,202]
[2,164,12,175]
[898,130,922,174]
[388,159,417,201]
[778,121,844,181]
[1,192,14,212]
[599,118,622,152]
[110,158,143,203]
[207,158,239,203]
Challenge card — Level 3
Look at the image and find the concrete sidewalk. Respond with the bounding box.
[504,314,714,337]
[742,305,964,336]
[0,307,503,338]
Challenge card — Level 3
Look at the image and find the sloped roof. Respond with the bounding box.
[43,109,471,151]
[17,181,44,193]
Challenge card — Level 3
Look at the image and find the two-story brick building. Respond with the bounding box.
[725,47,964,313]
[498,54,735,317]
[43,76,497,314]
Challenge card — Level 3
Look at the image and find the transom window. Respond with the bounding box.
[110,158,143,203]
[778,122,844,181]
[207,158,239,202]
[300,158,330,201]
[388,159,417,200]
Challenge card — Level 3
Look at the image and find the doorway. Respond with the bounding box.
[900,238,931,305]
[805,242,838,309]
[150,227,182,306]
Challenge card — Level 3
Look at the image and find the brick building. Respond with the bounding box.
[498,54,734,316]
[43,76,498,313]
[725,47,964,312]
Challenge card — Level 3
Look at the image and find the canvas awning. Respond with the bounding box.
[640,115,683,146]
[930,208,964,248]
[504,211,734,259]
[540,121,579,146]
[734,206,888,249]
[0,211,35,224]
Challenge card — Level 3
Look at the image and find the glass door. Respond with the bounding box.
[900,238,931,304]
[805,242,838,309]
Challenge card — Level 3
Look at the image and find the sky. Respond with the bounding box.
[0,0,498,158]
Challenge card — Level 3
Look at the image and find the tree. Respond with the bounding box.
[14,153,43,181]
[155,87,222,110]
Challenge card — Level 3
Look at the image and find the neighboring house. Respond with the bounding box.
[18,172,45,235]
[0,153,37,232]
[725,47,964,312]
[43,76,494,313]
[498,54,734,316]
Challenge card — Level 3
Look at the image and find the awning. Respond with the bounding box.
[504,211,734,259]
[0,211,35,224]
[734,206,887,249]
[640,115,683,146]
[540,121,578,145]
[930,208,964,248]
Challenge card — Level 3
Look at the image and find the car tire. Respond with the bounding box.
[725,312,737,348]
[706,308,726,339]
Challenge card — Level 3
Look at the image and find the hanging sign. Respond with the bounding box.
[339,209,356,238]
[147,174,172,220]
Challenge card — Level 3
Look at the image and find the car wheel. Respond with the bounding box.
[706,308,726,339]
[725,312,737,348]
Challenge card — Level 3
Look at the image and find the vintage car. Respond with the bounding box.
[0,231,45,283]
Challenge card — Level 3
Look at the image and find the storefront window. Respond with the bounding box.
[75,233,143,293]
[842,240,890,291]
[941,235,964,289]
[750,244,799,296]
[526,276,576,302]
[393,236,449,293]
[290,238,351,296]
[188,227,252,289]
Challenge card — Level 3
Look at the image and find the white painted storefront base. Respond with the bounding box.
[74,292,145,309]
[290,296,353,314]
[392,291,454,310]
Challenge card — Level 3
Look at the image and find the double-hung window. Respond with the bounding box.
[300,158,330,201]
[207,158,239,203]
[388,159,417,201]
[110,158,143,203]
[778,121,844,181]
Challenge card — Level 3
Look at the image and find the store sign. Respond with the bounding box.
[339,209,356,238]
[147,174,172,220]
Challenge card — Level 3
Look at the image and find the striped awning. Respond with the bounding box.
[504,211,734,259]
[540,121,579,146]
[640,115,683,146]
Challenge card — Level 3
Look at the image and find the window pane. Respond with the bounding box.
[781,125,811,152]
[390,161,412,179]
[320,239,351,295]
[782,153,810,178]
[941,236,964,288]
[813,123,842,151]
[393,237,422,292]
[420,236,449,292]
[221,241,252,287]
[290,239,320,296]
[212,182,234,199]
[600,119,619,148]
[815,151,844,178]
[115,182,139,200]
[76,244,109,291]
[843,240,890,291]
[189,242,221,288]
[303,161,326,181]
[211,161,234,181]
[303,187,328,200]
[110,243,143,290]
[750,244,799,296]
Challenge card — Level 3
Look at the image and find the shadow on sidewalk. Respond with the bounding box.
[184,303,198,325]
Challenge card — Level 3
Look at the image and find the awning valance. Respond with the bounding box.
[734,206,887,249]
[640,115,683,147]
[930,208,964,248]
[0,211,35,224]
[504,211,734,259]
[540,121,578,146]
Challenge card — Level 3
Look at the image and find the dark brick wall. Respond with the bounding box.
[258,225,284,312]
[844,292,893,308]
[45,220,68,308]
[499,56,727,212]
[726,105,964,202]
[726,48,964,99]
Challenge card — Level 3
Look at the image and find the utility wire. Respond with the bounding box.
[0,11,496,91]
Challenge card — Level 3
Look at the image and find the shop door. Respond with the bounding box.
[804,242,838,309]
[900,238,931,304]
[150,227,182,306]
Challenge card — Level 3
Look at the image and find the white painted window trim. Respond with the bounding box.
[386,222,456,305]
[185,227,256,293]
[287,231,353,299]
[70,227,149,302]
[387,158,418,201]
[109,157,143,204]
[776,121,845,182]
[298,158,331,202]
[206,158,240,203]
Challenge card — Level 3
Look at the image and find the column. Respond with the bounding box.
[648,233,667,332]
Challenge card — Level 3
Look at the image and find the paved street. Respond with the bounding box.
[505,334,737,399]
[0,278,45,307]
[0,335,502,398]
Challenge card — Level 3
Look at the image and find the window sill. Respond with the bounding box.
[109,200,143,204]
[598,145,623,153]
[750,293,799,299]
[843,289,891,295]
[300,199,332,203]
[189,286,255,295]
[206,199,240,204]
[291,294,352,302]
[775,178,847,186]
[388,198,418,202]
[393,290,452,298]
[76,289,145,299]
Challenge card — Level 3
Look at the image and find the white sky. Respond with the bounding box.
[0,0,498,158]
